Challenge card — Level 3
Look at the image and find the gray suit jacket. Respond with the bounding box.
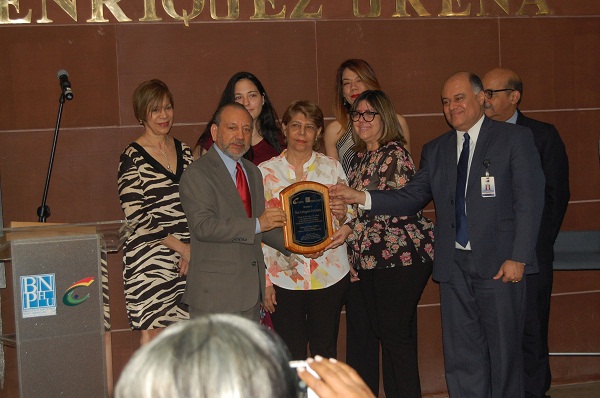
[179,146,288,312]
[370,116,545,282]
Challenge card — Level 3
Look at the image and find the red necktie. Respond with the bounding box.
[236,162,252,217]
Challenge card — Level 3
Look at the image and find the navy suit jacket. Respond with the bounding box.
[370,116,545,282]
[516,110,570,266]
[179,146,288,312]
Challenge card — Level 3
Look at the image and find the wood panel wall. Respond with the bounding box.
[1,1,599,396]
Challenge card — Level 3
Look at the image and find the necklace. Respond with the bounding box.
[144,136,172,172]
[157,146,172,172]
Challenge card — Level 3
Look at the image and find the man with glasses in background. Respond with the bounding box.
[482,68,570,398]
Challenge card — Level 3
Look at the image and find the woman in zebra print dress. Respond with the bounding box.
[118,79,193,345]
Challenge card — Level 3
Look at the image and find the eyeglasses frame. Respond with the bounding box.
[483,88,516,99]
[349,110,380,122]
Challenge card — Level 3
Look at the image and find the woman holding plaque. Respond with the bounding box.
[194,71,285,164]
[118,79,193,345]
[258,100,352,360]
[323,59,413,395]
[332,90,434,398]
[344,90,433,397]
[193,72,285,328]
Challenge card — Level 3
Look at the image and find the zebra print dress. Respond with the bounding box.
[117,139,193,330]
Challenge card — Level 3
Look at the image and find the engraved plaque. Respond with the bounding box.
[279,181,333,254]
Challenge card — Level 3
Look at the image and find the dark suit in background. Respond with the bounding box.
[482,68,570,398]
[517,111,570,397]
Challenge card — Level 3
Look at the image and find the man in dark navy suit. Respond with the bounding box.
[329,71,545,398]
[483,68,570,398]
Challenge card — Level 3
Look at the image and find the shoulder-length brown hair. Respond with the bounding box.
[332,59,381,128]
[351,90,406,153]
[132,79,174,124]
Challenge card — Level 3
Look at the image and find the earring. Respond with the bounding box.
[139,120,143,125]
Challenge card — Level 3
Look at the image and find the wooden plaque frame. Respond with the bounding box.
[279,181,333,254]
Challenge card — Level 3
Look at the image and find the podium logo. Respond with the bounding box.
[63,277,95,306]
[21,273,57,318]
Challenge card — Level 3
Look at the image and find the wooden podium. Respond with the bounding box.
[0,221,134,398]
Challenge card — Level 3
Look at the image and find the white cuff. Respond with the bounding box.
[358,191,372,210]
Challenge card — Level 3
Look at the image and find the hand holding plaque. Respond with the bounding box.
[279,181,333,254]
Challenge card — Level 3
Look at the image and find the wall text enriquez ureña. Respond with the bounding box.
[1,0,552,25]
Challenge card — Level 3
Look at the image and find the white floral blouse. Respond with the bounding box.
[259,151,353,290]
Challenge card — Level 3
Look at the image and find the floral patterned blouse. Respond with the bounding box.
[347,141,434,270]
[259,151,354,290]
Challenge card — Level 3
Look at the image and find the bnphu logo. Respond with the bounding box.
[62,277,95,306]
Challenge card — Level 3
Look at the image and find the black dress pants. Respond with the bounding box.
[345,279,381,396]
[271,275,350,360]
[360,260,433,398]
[523,261,553,398]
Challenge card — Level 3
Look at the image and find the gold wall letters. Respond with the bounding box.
[0,0,554,25]
[353,0,381,18]
[38,0,77,23]
[1,0,32,23]
[87,0,132,22]
[251,0,286,20]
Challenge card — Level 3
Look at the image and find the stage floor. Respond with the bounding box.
[424,380,600,398]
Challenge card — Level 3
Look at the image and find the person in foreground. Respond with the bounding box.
[329,71,545,398]
[114,314,299,398]
[482,67,570,398]
[340,89,434,398]
[298,356,376,398]
[259,100,352,360]
[117,79,192,345]
[114,314,375,398]
[179,103,289,322]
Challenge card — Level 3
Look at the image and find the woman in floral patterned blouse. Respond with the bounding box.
[338,90,434,398]
[258,100,352,360]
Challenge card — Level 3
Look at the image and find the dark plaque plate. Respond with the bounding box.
[279,181,333,254]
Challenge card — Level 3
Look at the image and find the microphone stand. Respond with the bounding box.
[37,92,67,222]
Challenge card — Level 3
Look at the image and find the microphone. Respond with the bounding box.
[57,69,74,100]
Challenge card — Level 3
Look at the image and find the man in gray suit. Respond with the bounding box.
[329,72,545,397]
[179,102,288,322]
